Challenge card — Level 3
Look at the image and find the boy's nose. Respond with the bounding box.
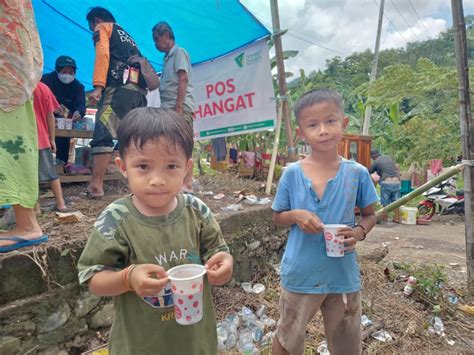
[319,124,329,134]
[149,175,166,186]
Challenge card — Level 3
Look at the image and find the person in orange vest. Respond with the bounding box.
[85,7,147,198]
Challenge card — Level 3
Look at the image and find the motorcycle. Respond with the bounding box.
[417,177,464,220]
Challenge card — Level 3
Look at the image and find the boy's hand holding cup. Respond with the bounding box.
[324,225,365,257]
[128,264,169,297]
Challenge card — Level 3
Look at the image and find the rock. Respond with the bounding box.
[1,336,21,355]
[449,220,455,226]
[38,345,60,355]
[3,319,36,336]
[75,292,101,318]
[89,303,115,329]
[36,318,88,347]
[38,303,71,334]
[247,240,261,250]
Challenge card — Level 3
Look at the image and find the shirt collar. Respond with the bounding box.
[165,45,177,60]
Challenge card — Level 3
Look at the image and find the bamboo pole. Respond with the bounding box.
[270,0,296,162]
[375,165,464,220]
[265,100,283,195]
[451,0,474,294]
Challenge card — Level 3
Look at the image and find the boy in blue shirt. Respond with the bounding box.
[272,89,378,355]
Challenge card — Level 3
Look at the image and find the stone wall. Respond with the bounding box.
[0,206,287,354]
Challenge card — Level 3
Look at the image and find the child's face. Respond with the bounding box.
[296,101,348,155]
[116,136,192,216]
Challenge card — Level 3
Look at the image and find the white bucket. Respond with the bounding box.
[400,206,417,225]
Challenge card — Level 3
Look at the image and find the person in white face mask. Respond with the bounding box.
[41,55,86,164]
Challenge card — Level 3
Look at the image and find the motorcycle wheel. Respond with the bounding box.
[418,204,435,220]
[453,205,465,217]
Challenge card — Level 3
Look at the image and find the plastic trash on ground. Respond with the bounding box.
[241,282,253,293]
[371,329,393,342]
[252,283,265,294]
[316,340,330,355]
[361,314,373,327]
[256,305,267,318]
[221,204,243,212]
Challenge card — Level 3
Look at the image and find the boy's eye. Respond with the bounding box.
[168,164,178,170]
[137,164,149,170]
[327,119,337,125]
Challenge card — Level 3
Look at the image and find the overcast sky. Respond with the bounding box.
[241,0,474,76]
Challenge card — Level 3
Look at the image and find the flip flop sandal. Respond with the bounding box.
[0,235,48,252]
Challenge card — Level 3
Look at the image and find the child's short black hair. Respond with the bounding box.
[293,88,344,124]
[117,108,194,160]
[86,7,116,24]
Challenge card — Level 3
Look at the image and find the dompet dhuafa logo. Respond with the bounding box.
[234,52,245,68]
[234,50,262,68]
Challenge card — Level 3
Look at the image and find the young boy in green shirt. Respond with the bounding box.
[78,107,233,354]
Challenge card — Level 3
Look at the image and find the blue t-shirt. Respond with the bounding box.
[272,158,379,294]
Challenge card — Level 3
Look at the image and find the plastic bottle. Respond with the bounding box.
[404,276,417,296]
[256,305,267,318]
[226,313,241,334]
[237,328,254,353]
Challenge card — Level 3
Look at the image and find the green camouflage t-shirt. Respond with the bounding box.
[78,194,229,355]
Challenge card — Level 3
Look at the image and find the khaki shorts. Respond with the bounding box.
[276,288,361,355]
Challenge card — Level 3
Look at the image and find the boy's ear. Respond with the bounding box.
[185,158,193,174]
[115,157,128,179]
[342,116,349,129]
[295,126,302,137]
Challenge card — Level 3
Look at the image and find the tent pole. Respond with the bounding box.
[266,99,283,195]
[270,0,296,162]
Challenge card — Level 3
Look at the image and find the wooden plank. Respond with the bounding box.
[59,172,124,183]
[56,129,93,139]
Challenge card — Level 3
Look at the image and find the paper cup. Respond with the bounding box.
[324,224,347,257]
[167,264,206,325]
[57,118,66,129]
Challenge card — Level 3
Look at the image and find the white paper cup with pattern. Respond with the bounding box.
[167,264,206,325]
[324,224,346,257]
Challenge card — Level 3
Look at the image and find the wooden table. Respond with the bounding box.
[55,129,124,183]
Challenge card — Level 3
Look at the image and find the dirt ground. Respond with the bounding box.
[4,172,474,353]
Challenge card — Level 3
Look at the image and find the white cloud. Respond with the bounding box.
[241,0,453,75]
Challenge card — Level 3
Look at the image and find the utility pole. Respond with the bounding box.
[451,0,474,294]
[270,0,296,161]
[362,0,385,135]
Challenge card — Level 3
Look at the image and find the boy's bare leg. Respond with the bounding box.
[34,202,41,214]
[87,153,110,197]
[50,178,66,210]
[272,337,291,355]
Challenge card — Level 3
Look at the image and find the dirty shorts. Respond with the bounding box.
[0,100,39,208]
[90,83,147,155]
[276,287,361,355]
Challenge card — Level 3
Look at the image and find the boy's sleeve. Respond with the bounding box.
[271,168,291,212]
[77,206,131,285]
[356,167,380,209]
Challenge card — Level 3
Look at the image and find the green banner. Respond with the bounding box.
[199,119,274,137]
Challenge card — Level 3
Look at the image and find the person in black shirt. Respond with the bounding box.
[41,55,86,164]
[369,150,401,222]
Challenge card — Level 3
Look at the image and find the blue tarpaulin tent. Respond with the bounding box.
[32,0,270,88]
